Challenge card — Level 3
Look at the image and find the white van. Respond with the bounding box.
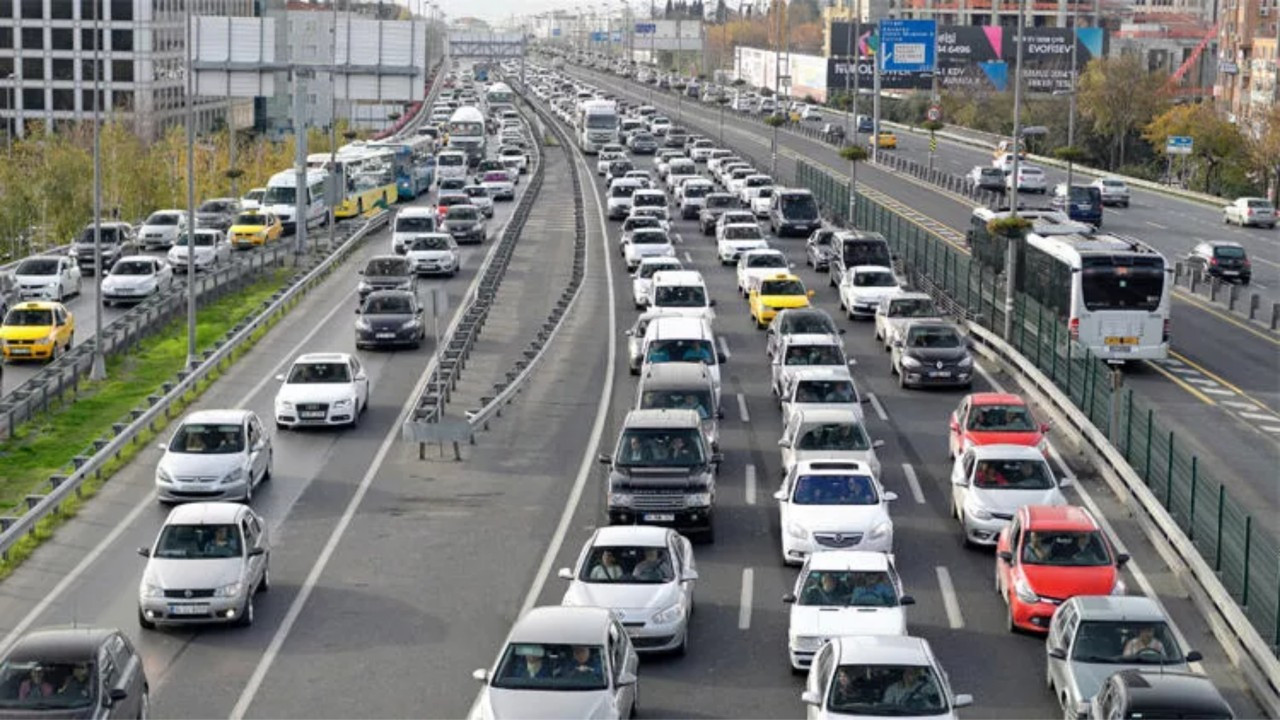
[647,270,716,321]
[641,315,726,407]
[435,151,468,184]
[262,169,329,232]
[392,207,439,254]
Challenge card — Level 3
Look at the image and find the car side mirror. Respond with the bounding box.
[472,668,489,684]
[899,595,916,606]
[711,452,724,465]
[357,269,364,275]
[709,298,717,307]
[354,308,362,314]
[557,567,573,580]
[682,569,699,582]
[884,491,898,502]
[1116,553,1130,567]
[777,438,790,448]
[1058,477,1074,488]
[892,339,904,348]
[807,289,815,298]
[953,694,973,709]
[248,546,266,557]
[107,687,128,704]
[872,439,885,449]
[949,420,960,432]
[717,351,728,364]
[416,308,424,315]
[782,592,797,604]
[1040,423,1052,433]
[998,550,1014,564]
[136,547,150,557]
[616,670,638,686]
[624,329,633,337]
[1185,650,1203,663]
[801,690,822,706]
[1048,647,1067,660]
[598,453,612,465]
[952,474,968,487]
[859,395,870,403]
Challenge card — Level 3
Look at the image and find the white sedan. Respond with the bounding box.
[774,459,897,565]
[273,352,370,429]
[168,229,231,271]
[716,223,770,265]
[12,255,82,302]
[622,229,676,271]
[403,233,460,277]
[839,265,902,319]
[735,248,790,296]
[631,257,683,309]
[803,636,972,720]
[101,256,173,305]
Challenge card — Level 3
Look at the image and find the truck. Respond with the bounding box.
[576,99,619,155]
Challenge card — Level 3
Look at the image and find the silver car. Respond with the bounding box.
[874,292,942,352]
[949,444,1068,546]
[472,606,639,720]
[1047,595,1202,720]
[559,526,698,654]
[137,502,270,629]
[154,409,273,503]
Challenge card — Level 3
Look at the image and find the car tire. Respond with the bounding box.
[139,686,151,719]
[138,608,156,630]
[262,452,272,482]
[258,562,271,593]
[237,595,255,627]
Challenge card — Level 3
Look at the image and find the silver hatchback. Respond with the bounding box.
[154,409,272,503]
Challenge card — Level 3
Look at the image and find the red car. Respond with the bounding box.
[947,393,1049,459]
[995,505,1128,633]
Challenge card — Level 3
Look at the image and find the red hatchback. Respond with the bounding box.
[947,393,1049,459]
[995,505,1129,633]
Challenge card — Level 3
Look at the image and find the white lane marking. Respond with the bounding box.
[1201,388,1234,396]
[868,393,889,421]
[1185,377,1220,386]
[737,392,751,423]
[745,464,757,505]
[1239,412,1280,421]
[718,335,731,360]
[674,233,684,244]
[900,463,926,504]
[1146,221,1169,230]
[738,568,755,630]
[1221,401,1260,411]
[935,566,965,629]
[1262,425,1280,433]
[683,251,693,262]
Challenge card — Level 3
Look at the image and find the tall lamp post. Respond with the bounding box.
[1002,0,1027,343]
[184,0,198,368]
[89,0,105,380]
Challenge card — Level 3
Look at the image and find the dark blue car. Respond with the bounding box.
[1051,184,1103,227]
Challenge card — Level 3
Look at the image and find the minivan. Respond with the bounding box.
[641,315,727,407]
[828,230,892,286]
[648,269,716,321]
[769,188,822,237]
[1051,184,1103,227]
[391,207,438,254]
[636,362,722,450]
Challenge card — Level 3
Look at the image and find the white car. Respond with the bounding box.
[874,292,941,351]
[622,170,653,189]
[622,228,676,271]
[785,551,912,670]
[839,265,902,319]
[689,141,717,162]
[949,444,1069,546]
[403,233,460,277]
[101,255,173,305]
[1223,196,1277,228]
[558,526,698,655]
[631,257,683,309]
[139,209,188,250]
[630,190,670,222]
[596,147,627,176]
[1007,164,1048,194]
[168,229,231,271]
[239,188,266,210]
[607,179,643,220]
[620,215,668,252]
[747,186,774,218]
[649,116,671,136]
[463,185,495,218]
[774,459,897,564]
[780,406,883,478]
[736,248,791,296]
[716,223,770,265]
[802,635,972,720]
[724,168,757,196]
[498,145,529,175]
[771,333,851,397]
[779,367,865,426]
[677,179,716,220]
[737,174,773,204]
[1091,177,1131,207]
[481,170,517,201]
[153,409,273,503]
[273,353,370,429]
[664,160,698,191]
[12,255,82,301]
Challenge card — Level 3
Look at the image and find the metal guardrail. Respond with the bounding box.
[0,208,390,561]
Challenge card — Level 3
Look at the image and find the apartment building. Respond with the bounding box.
[1216,0,1279,133]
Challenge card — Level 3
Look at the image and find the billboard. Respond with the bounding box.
[790,54,829,103]
[827,57,928,92]
[630,19,703,52]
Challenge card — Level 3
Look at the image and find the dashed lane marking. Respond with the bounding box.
[738,568,755,630]
[737,392,751,423]
[901,463,927,504]
[718,335,731,359]
[868,393,889,421]
[745,464,757,505]
[935,567,965,629]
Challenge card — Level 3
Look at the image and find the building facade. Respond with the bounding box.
[1215,0,1279,133]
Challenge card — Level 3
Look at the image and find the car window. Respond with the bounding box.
[1070,621,1182,664]
[792,473,878,505]
[966,404,1035,431]
[653,285,706,307]
[794,379,856,404]
[0,657,99,710]
[153,523,243,559]
[365,258,409,276]
[110,260,155,276]
[639,389,712,420]
[169,423,245,454]
[4,308,54,326]
[490,643,607,691]
[1021,530,1111,567]
[615,427,706,467]
[890,298,936,318]
[286,362,352,384]
[973,459,1053,489]
[905,326,962,349]
[853,270,897,288]
[783,345,844,366]
[579,545,674,583]
[760,279,805,295]
[799,570,898,607]
[14,258,60,275]
[827,664,946,716]
[796,422,870,451]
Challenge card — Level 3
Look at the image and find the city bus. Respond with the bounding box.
[314,149,399,219]
[485,82,515,112]
[447,106,487,166]
[366,138,435,200]
[969,216,1171,363]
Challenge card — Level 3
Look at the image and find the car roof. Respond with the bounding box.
[1022,504,1098,531]
[11,301,62,311]
[758,273,801,284]
[397,206,436,217]
[294,352,353,364]
[1201,240,1245,250]
[6,627,116,664]
[640,362,713,387]
[851,264,896,273]
[591,525,671,548]
[180,409,251,425]
[968,392,1026,406]
[791,367,854,382]
[115,255,159,263]
[624,408,702,428]
[652,270,703,284]
[509,606,614,645]
[968,443,1048,461]
[793,406,866,424]
[164,501,246,526]
[1067,595,1166,622]
[889,291,934,302]
[648,315,711,336]
[806,550,891,572]
[832,635,932,665]
[902,319,959,331]
[1111,670,1230,716]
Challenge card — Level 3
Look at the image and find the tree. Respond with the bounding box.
[1249,105,1280,205]
[715,0,728,22]
[664,0,673,18]
[1078,55,1167,169]
[1143,103,1246,194]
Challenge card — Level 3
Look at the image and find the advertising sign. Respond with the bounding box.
[789,54,830,103]
[826,57,930,92]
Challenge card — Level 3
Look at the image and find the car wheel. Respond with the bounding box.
[237,595,255,627]
[258,561,271,593]
[262,452,272,481]
[137,608,156,630]
[139,686,151,719]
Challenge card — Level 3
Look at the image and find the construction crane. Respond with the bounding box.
[1167,23,1219,92]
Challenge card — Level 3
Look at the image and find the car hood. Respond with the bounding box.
[847,286,899,303]
[158,451,243,479]
[789,503,888,532]
[790,605,906,638]
[758,295,810,310]
[482,688,615,720]
[275,383,357,404]
[360,313,415,331]
[170,246,216,260]
[970,486,1063,514]
[229,224,268,234]
[0,326,55,341]
[144,556,243,590]
[1020,563,1117,601]
[13,274,59,286]
[902,347,970,364]
[562,580,681,619]
[966,430,1043,448]
[102,274,156,290]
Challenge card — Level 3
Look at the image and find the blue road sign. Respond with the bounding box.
[552,27,561,36]
[635,22,656,34]
[1165,135,1193,155]
[880,19,937,73]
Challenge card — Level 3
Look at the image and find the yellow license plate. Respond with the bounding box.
[1104,336,1138,346]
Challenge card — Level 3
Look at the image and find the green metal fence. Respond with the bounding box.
[794,157,1280,657]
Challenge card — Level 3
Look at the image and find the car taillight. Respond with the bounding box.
[1163,319,1171,343]
[1246,207,1254,216]
[1243,258,1251,267]
[1209,257,1218,265]
[1068,317,1080,340]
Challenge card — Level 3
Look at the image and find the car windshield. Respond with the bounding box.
[841,239,891,266]
[482,173,509,183]
[397,216,436,233]
[615,427,706,467]
[152,523,243,559]
[1246,199,1272,209]
[973,459,1053,489]
[1021,530,1111,566]
[146,213,179,226]
[854,271,897,288]
[175,233,217,247]
[794,380,857,404]
[792,474,878,505]
[110,260,154,276]
[796,422,871,451]
[800,570,897,607]
[634,194,664,208]
[465,187,489,199]
[286,362,352,384]
[654,286,707,307]
[1070,621,1183,664]
[625,217,661,233]
[15,259,59,275]
[262,185,295,204]
[611,185,636,198]
[438,154,464,166]
[580,545,675,584]
[706,195,734,208]
[889,299,936,318]
[0,660,97,710]
[784,345,844,366]
[827,664,947,716]
[410,235,452,251]
[631,232,669,246]
[684,184,711,198]
[4,309,53,326]
[646,338,714,365]
[1080,257,1165,312]
[761,279,805,295]
[199,200,234,213]
[76,226,121,244]
[168,422,244,454]
[500,148,523,157]
[747,254,786,269]
[365,258,408,276]
[905,326,962,349]
[363,295,414,314]
[724,226,762,240]
[967,404,1036,431]
[781,312,837,335]
[639,389,713,420]
[1102,179,1125,187]
[633,133,655,143]
[235,213,269,226]
[781,194,819,220]
[491,643,607,691]
[1068,187,1098,203]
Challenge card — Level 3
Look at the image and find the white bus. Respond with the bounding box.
[576,99,618,155]
[447,106,487,166]
[262,169,330,232]
[485,82,515,112]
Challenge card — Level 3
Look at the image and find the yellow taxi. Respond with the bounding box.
[228,210,283,249]
[748,273,814,329]
[993,139,1027,160]
[0,301,75,362]
[870,130,898,149]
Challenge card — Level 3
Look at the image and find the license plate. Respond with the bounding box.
[644,513,676,522]
[300,411,326,419]
[929,371,950,378]
[9,348,30,355]
[168,604,209,615]
[1104,336,1138,346]
[376,333,395,339]
[1222,270,1239,276]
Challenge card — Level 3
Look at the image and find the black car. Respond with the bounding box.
[355,290,426,350]
[1188,240,1250,285]
[698,193,740,235]
[356,255,414,302]
[890,320,974,389]
[70,222,138,276]
[442,204,487,244]
[195,198,241,232]
[0,626,148,719]
[1089,670,1233,720]
[628,133,659,154]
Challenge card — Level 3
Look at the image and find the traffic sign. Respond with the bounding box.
[930,135,938,152]
[880,19,937,73]
[634,22,656,34]
[926,105,941,122]
[1166,135,1194,155]
[779,74,792,84]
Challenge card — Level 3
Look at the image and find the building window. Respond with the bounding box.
[21,57,41,79]
[113,89,131,110]
[0,27,11,50]
[110,28,131,51]
[21,27,42,49]
[110,0,131,21]
[51,57,73,79]
[83,0,105,20]
[51,88,74,110]
[81,88,101,110]
[111,58,131,81]
[0,57,12,76]
[20,0,42,19]
[51,0,72,18]
[81,28,102,51]
[23,87,44,110]
[52,27,73,49]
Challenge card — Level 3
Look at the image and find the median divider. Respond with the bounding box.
[1173,262,1280,333]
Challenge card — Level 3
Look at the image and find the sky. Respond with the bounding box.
[431,0,576,26]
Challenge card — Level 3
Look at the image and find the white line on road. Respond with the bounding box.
[1262,425,1280,433]
[868,393,889,421]
[935,567,965,629]
[738,568,755,630]
[737,392,751,423]
[1201,387,1234,396]
[674,233,684,244]
[900,463,926,504]
[683,251,693,262]
[1221,401,1260,411]
[718,335,731,360]
[1239,412,1280,421]
[1146,221,1169,230]
[745,464,757,505]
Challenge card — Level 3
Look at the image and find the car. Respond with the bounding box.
[619,215,667,251]
[735,249,791,296]
[654,150,685,180]
[195,197,242,232]
[606,179,643,220]
[355,290,426,350]
[443,204,488,244]
[635,361,721,450]
[784,551,913,670]
[993,152,1020,174]
[481,170,517,201]
[697,193,740,235]
[101,255,173,305]
[779,366,865,425]
[404,233,460,277]
[498,145,529,174]
[138,209,188,250]
[12,255,82,302]
[558,526,698,655]
[828,230,893,287]
[869,130,897,149]
[749,273,814,328]
[471,606,639,720]
[168,228,231,271]
[737,174,773,204]
[437,177,469,200]
[803,635,972,720]
[630,189,669,221]
[856,114,874,133]
[631,257,683,309]
[1051,184,1104,226]
[949,443,1068,545]
[716,223,770,265]
[463,184,495,217]
[771,333,850,397]
[0,626,149,718]
[273,352,370,429]
[137,502,270,628]
[605,159,636,186]
[889,320,974,389]
[769,188,822,238]
[473,159,507,185]
[1087,669,1230,720]
[838,265,901,320]
[766,308,843,360]
[1187,240,1251,285]
[677,179,715,219]
[69,221,138,276]
[724,168,757,196]
[624,309,685,373]
[947,393,1050,458]
[621,170,653,189]
[779,406,882,478]
[1048,595,1203,720]
[240,187,266,210]
[628,132,659,153]
[357,255,414,302]
[622,228,675,271]
[874,292,941,351]
[968,165,1007,191]
[804,228,836,270]
[595,146,627,175]
[153,409,272,503]
[649,116,671,136]
[1091,177,1131,207]
[1007,165,1048,193]
[228,210,283,249]
[774,459,896,564]
[0,301,74,362]
[688,139,716,162]
[1223,196,1276,228]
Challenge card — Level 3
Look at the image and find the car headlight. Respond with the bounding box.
[1013,576,1040,604]
[357,281,372,293]
[213,582,243,598]
[608,492,633,507]
[141,582,164,598]
[966,502,993,521]
[793,635,824,652]
[786,521,809,540]
[868,521,892,540]
[156,467,174,484]
[958,355,974,368]
[222,467,245,485]
[277,400,294,411]
[400,319,421,331]
[901,356,923,368]
[686,492,712,507]
[333,398,353,409]
[651,602,684,625]
[356,318,372,331]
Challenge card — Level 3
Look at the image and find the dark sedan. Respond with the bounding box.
[628,133,659,154]
[195,198,241,232]
[890,320,974,389]
[0,626,148,719]
[355,290,426,350]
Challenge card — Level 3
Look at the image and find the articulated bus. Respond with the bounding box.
[447,106,487,167]
[365,138,435,200]
[969,211,1171,363]
[309,149,399,219]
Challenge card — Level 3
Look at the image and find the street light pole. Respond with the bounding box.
[89,0,105,380]
[1066,3,1078,189]
[329,0,340,253]
[1003,0,1026,343]
[184,0,198,369]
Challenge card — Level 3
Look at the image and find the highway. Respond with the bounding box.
[574,68,1280,542]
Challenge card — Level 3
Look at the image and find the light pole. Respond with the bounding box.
[89,0,105,381]
[4,73,13,154]
[329,0,341,253]
[184,0,198,369]
[1003,0,1026,343]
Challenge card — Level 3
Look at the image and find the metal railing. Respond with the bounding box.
[1173,262,1280,332]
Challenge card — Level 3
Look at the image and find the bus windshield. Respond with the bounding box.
[586,113,618,129]
[449,121,484,136]
[1080,257,1164,312]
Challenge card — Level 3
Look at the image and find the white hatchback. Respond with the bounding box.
[775,460,897,564]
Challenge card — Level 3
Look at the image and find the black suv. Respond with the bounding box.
[1188,240,1251,285]
[70,222,137,276]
